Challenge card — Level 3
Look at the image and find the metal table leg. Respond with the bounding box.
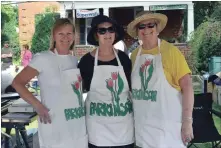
[19,126,30,148]
[5,128,11,148]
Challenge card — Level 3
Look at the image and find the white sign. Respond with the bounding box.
[76,9,99,18]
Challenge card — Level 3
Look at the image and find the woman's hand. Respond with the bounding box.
[35,103,51,124]
[181,120,194,146]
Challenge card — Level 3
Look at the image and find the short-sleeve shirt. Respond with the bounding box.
[130,40,191,91]
[1,47,13,63]
[28,50,78,108]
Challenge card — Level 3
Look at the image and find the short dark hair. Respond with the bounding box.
[23,44,29,50]
[4,41,9,44]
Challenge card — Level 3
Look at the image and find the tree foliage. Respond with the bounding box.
[31,12,60,54]
[1,4,20,61]
[193,1,220,29]
[189,6,221,74]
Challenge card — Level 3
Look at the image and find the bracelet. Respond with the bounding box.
[182,117,193,122]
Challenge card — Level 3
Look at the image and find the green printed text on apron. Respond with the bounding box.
[132,89,157,101]
[88,72,132,117]
[90,99,132,116]
[64,107,85,120]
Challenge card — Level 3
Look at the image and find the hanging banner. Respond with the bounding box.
[74,45,95,59]
[150,4,187,11]
[76,9,100,18]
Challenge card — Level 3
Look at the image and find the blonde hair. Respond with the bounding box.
[49,18,75,51]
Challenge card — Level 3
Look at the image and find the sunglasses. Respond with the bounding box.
[97,26,116,35]
[138,23,156,30]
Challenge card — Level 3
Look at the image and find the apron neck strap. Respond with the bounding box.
[157,38,161,54]
[54,48,59,55]
[94,48,122,66]
[133,38,161,72]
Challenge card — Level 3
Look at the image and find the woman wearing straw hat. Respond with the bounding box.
[78,14,134,148]
[127,11,194,148]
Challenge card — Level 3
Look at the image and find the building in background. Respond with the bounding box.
[58,1,194,58]
[18,1,60,46]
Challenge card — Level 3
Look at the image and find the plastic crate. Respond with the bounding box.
[209,56,221,75]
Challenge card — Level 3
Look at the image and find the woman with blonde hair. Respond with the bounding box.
[127,11,194,148]
[12,18,88,148]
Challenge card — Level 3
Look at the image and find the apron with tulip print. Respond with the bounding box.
[85,48,134,146]
[38,50,88,148]
[131,39,186,148]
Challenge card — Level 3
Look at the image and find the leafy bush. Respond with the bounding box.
[189,20,221,73]
[1,4,20,62]
[31,12,60,54]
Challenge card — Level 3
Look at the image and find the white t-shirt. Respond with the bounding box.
[28,50,78,109]
[114,40,128,54]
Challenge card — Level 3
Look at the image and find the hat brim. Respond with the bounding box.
[87,20,124,46]
[127,13,168,38]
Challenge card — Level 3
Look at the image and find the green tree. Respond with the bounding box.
[189,9,221,74]
[1,4,20,62]
[31,12,60,54]
[193,1,221,29]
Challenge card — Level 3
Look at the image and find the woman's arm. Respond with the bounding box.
[12,66,51,124]
[179,74,194,145]
[179,74,194,120]
[12,66,41,107]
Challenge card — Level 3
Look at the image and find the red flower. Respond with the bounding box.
[107,79,114,88]
[74,81,80,90]
[141,64,145,72]
[77,75,82,82]
[145,60,151,67]
[111,72,118,80]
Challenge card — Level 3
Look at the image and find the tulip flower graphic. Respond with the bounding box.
[77,75,82,82]
[74,81,80,89]
[111,72,118,80]
[106,72,124,116]
[139,59,154,91]
[71,76,83,107]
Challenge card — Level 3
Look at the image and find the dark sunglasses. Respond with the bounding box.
[97,26,116,35]
[138,23,156,30]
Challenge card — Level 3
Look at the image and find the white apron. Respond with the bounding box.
[38,50,88,148]
[131,39,185,148]
[86,48,134,146]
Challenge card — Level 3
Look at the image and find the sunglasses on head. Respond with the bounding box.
[97,26,116,35]
[138,23,156,30]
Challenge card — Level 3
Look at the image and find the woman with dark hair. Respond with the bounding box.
[78,15,134,148]
[12,18,88,148]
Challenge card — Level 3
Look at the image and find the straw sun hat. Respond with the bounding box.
[127,11,168,38]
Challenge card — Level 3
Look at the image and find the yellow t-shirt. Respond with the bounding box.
[130,40,191,91]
